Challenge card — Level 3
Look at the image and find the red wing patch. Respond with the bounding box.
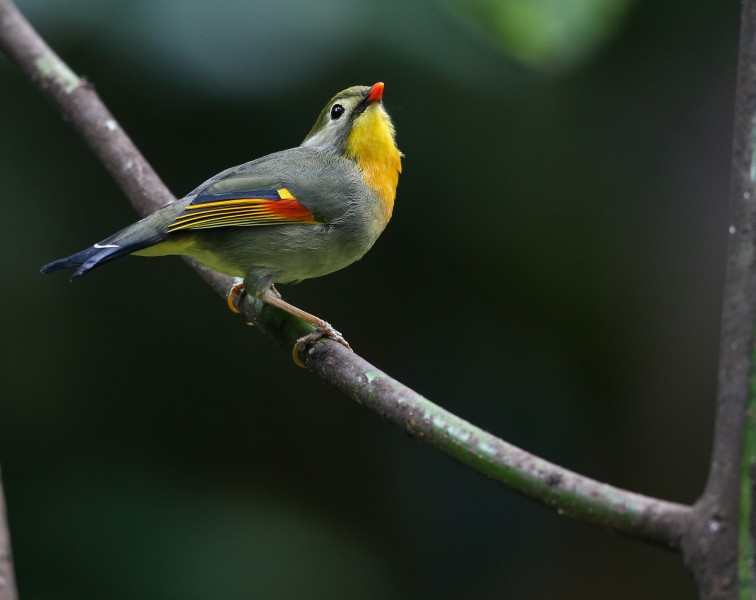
[167,187,317,233]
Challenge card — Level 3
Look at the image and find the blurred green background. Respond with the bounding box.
[0,0,737,597]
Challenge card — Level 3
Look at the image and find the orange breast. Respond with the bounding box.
[345,104,402,222]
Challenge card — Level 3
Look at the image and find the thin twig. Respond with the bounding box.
[0,0,692,549]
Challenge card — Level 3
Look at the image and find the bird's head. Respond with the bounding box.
[303,82,402,219]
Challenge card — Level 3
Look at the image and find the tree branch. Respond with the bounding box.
[0,468,18,600]
[0,0,692,550]
[680,0,756,597]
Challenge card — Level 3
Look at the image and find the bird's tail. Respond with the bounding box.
[41,244,132,279]
[41,227,160,280]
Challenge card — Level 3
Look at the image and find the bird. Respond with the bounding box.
[41,82,402,364]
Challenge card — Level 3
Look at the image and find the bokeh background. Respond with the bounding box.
[0,0,738,597]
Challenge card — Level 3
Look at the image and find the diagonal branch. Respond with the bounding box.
[0,0,692,549]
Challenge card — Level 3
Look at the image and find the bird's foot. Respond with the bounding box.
[229,282,281,313]
[227,281,245,314]
[292,320,352,368]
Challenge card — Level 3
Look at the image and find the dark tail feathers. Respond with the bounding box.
[41,240,151,280]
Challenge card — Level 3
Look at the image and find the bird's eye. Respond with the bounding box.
[330,104,345,120]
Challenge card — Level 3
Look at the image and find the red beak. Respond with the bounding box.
[367,82,384,103]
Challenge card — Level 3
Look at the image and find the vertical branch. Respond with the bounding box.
[683,0,756,597]
[0,468,18,600]
[739,358,756,596]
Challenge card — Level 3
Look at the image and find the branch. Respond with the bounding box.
[0,468,18,600]
[739,358,756,596]
[680,0,756,596]
[0,0,692,549]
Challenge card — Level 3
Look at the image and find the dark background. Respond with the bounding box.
[0,0,738,597]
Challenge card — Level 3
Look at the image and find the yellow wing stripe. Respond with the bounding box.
[166,188,316,233]
[183,198,270,211]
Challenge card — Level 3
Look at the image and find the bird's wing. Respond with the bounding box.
[170,148,359,233]
[166,186,319,233]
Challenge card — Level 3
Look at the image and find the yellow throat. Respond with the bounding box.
[345,103,402,221]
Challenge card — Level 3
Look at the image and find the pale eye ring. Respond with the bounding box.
[330,104,345,120]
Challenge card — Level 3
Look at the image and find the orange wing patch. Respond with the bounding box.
[167,187,317,233]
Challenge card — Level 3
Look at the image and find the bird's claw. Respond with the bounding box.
[227,281,245,314]
[228,282,349,368]
[292,321,352,368]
